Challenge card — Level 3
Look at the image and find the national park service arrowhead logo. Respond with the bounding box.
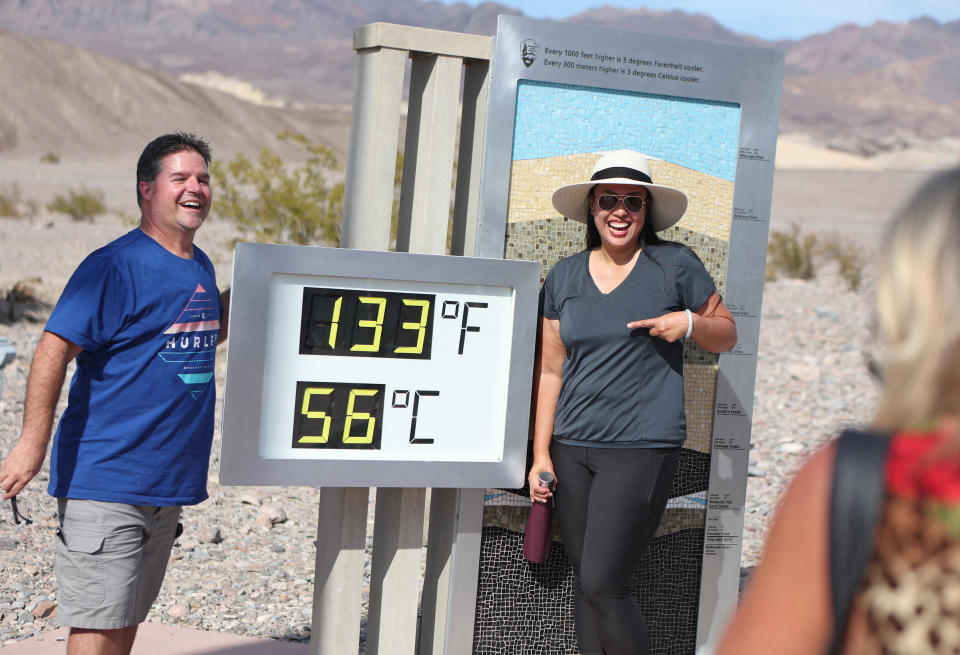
[521,39,539,67]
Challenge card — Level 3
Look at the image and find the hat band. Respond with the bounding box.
[590,166,652,184]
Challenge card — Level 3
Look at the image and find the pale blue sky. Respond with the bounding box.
[450,0,960,40]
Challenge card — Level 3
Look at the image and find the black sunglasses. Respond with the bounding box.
[596,193,645,213]
[11,496,32,525]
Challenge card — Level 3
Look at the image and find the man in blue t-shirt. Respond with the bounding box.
[0,132,229,654]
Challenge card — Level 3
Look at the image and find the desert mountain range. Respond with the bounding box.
[0,0,959,160]
[0,28,352,162]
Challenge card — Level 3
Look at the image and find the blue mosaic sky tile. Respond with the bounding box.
[512,80,741,182]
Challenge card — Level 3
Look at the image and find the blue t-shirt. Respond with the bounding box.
[540,243,715,448]
[46,228,221,505]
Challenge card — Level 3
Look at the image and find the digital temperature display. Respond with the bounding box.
[219,243,539,488]
[300,288,435,359]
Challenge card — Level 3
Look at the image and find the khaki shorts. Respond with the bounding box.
[55,498,181,629]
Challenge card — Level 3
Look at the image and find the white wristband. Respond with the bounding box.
[684,309,693,339]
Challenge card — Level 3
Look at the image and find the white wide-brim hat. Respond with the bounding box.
[551,150,688,232]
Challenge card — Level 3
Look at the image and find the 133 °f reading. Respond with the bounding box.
[298,287,488,359]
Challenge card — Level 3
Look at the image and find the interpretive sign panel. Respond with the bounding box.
[472,15,782,654]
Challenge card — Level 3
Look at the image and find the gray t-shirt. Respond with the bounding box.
[540,243,715,448]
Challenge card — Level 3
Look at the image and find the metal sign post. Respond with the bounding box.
[472,15,783,653]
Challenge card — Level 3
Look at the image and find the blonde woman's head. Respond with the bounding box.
[873,167,960,431]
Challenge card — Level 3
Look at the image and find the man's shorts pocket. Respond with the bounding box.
[56,524,106,609]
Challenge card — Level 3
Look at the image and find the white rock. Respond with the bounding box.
[255,504,287,528]
[167,604,188,618]
[787,362,821,382]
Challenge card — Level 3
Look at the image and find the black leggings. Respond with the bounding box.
[551,441,680,655]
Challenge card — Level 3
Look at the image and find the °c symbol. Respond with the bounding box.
[409,390,439,445]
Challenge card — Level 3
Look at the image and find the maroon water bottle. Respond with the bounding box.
[523,471,556,563]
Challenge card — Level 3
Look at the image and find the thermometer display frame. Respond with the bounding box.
[219,243,540,488]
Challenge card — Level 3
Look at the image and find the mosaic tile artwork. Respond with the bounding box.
[476,79,742,654]
[512,81,741,182]
[473,526,706,655]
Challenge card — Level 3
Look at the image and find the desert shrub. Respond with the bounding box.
[22,198,39,217]
[0,185,37,219]
[40,152,60,164]
[47,187,107,222]
[822,237,866,291]
[766,224,867,291]
[212,131,344,246]
[0,183,22,218]
[766,223,817,281]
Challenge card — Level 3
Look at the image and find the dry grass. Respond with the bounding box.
[0,183,23,218]
[767,223,817,281]
[766,223,867,291]
[47,187,107,222]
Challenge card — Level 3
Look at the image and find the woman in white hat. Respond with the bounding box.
[528,150,737,655]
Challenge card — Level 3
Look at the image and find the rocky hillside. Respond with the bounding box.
[0,28,351,161]
[779,18,960,153]
[1,0,959,156]
[0,0,518,107]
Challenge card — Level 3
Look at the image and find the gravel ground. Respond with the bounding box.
[743,267,880,569]
[0,214,880,648]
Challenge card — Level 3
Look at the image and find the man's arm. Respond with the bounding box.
[0,331,81,499]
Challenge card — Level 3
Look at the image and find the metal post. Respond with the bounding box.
[341,45,406,251]
[366,487,428,654]
[419,487,485,654]
[450,60,489,258]
[395,53,462,254]
[326,23,495,655]
[310,487,369,654]
[313,36,407,654]
[370,44,461,654]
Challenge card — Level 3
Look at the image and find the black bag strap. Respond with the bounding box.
[827,428,892,655]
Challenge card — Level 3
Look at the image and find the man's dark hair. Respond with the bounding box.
[136,132,212,208]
